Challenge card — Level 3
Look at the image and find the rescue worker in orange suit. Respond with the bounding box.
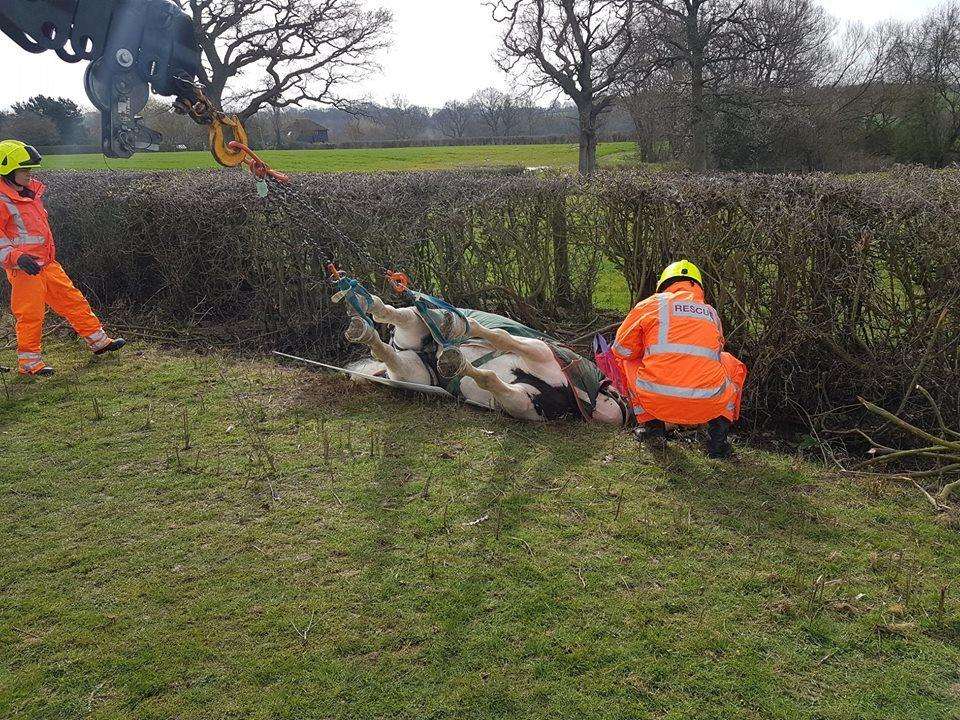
[612,260,747,459]
[0,140,125,376]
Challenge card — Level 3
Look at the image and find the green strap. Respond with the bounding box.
[446,350,500,398]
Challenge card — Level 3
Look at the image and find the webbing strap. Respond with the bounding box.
[552,347,598,420]
[446,349,500,398]
[410,291,470,349]
[331,276,376,328]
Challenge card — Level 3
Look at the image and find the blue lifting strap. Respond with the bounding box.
[408,290,471,349]
[331,275,376,328]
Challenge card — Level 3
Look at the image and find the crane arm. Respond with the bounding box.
[0,0,244,162]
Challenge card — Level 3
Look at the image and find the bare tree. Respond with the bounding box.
[377,95,428,141]
[780,21,895,170]
[488,0,638,175]
[175,0,392,121]
[631,0,835,169]
[622,65,686,160]
[884,2,960,166]
[141,99,205,149]
[632,0,750,169]
[471,87,508,136]
[434,101,475,138]
[500,92,528,136]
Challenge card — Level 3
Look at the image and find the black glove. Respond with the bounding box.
[16,255,42,276]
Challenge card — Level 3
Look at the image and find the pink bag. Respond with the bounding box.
[593,334,628,396]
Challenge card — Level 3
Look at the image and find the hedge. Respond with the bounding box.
[15,167,960,435]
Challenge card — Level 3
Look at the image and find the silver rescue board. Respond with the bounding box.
[271,350,487,399]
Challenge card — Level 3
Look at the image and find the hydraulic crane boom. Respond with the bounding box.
[0,0,245,162]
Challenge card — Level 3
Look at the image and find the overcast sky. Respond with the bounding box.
[0,0,944,111]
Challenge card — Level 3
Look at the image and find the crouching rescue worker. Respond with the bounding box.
[0,140,125,376]
[612,261,747,459]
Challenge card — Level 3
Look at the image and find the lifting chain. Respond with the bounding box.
[223,141,408,294]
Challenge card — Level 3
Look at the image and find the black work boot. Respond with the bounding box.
[94,338,127,356]
[634,420,668,450]
[707,418,733,459]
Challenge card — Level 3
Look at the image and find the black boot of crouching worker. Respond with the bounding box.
[707,417,733,459]
[634,420,668,449]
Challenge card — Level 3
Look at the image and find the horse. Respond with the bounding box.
[338,287,632,427]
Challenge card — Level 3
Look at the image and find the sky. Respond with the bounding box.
[0,0,945,112]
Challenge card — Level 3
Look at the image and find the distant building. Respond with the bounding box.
[286,118,330,144]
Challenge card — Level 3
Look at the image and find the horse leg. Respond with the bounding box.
[454,359,533,417]
[364,295,435,351]
[465,320,554,364]
[344,317,420,381]
[367,295,416,327]
[435,320,555,380]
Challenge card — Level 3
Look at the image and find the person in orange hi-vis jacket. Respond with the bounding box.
[0,140,125,376]
[612,260,747,459]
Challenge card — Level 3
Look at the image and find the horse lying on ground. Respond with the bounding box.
[339,288,632,427]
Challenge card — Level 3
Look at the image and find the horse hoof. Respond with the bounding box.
[437,347,466,377]
[345,316,375,344]
[439,312,469,341]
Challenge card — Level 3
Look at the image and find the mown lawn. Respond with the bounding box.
[42,142,637,173]
[1,335,959,719]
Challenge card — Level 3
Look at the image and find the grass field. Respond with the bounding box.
[42,142,639,173]
[2,334,959,719]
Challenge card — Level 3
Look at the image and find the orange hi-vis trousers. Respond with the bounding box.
[5,262,108,374]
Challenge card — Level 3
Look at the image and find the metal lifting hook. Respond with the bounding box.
[171,86,256,169]
[225,140,290,182]
[209,117,250,168]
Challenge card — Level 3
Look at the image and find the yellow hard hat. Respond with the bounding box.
[657,260,703,292]
[0,139,43,176]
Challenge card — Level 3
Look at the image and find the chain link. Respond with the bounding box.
[263,174,388,277]
[172,83,227,127]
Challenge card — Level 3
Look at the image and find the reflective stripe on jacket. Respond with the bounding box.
[0,179,54,271]
[612,281,742,425]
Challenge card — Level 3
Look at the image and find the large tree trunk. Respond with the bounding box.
[689,59,710,171]
[271,107,284,150]
[685,3,710,172]
[551,203,572,307]
[578,105,599,176]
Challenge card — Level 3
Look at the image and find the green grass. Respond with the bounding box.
[43,142,638,173]
[2,336,960,719]
[594,261,633,313]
